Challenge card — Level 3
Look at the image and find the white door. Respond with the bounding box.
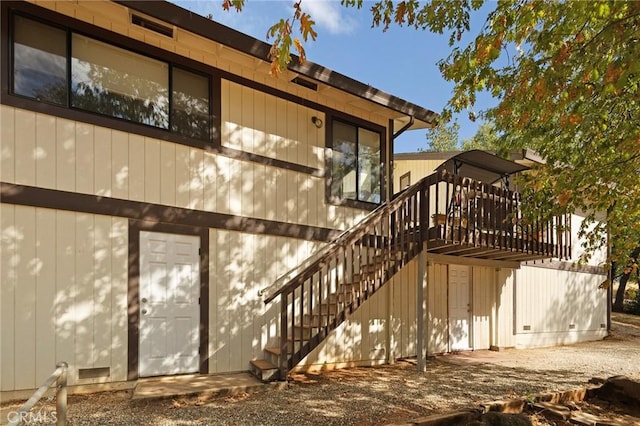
[139,231,200,377]
[448,265,471,351]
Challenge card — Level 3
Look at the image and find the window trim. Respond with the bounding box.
[10,9,211,144]
[326,113,387,209]
[4,4,215,146]
[399,171,411,190]
[1,1,389,188]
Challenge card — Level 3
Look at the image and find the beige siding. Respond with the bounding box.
[297,267,390,369]
[471,266,493,350]
[514,266,607,348]
[495,268,515,348]
[427,263,449,355]
[393,159,444,192]
[208,229,325,373]
[1,104,366,231]
[0,0,439,390]
[0,205,128,391]
[1,204,16,390]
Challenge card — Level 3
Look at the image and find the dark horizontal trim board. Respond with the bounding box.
[1,2,325,178]
[1,183,340,243]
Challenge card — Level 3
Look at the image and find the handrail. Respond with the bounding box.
[257,198,393,298]
[8,362,67,426]
[263,174,434,304]
[263,168,570,379]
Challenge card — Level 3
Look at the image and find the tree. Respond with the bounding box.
[422,120,460,152]
[366,0,640,264]
[611,246,640,313]
[460,121,500,152]
[224,0,640,263]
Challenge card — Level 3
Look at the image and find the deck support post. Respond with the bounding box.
[416,241,428,372]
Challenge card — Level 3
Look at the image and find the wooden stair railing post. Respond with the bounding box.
[279,290,289,379]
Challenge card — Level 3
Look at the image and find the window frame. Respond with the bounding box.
[399,172,411,190]
[326,114,386,209]
[4,5,215,146]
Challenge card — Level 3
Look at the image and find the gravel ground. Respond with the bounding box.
[3,313,639,426]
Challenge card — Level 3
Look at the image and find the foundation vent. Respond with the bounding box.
[569,323,576,329]
[523,325,531,331]
[78,367,110,380]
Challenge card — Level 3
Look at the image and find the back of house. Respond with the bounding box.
[0,0,608,397]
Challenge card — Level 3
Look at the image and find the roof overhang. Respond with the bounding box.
[436,150,529,184]
[117,1,438,128]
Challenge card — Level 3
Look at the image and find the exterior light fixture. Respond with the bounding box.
[311,116,323,128]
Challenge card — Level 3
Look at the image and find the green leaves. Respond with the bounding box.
[221,0,640,262]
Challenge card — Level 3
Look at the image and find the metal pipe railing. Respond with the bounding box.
[8,361,68,426]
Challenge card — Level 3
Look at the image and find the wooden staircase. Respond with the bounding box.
[250,170,571,381]
[250,177,427,381]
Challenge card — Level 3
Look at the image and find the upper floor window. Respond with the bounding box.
[71,34,169,128]
[11,14,210,141]
[13,15,67,105]
[330,120,382,205]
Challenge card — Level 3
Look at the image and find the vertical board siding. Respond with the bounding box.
[428,263,449,355]
[14,109,37,187]
[144,138,161,204]
[13,206,37,390]
[1,106,16,182]
[209,229,338,373]
[496,268,515,348]
[297,270,389,368]
[393,159,445,194]
[94,127,112,196]
[0,205,128,390]
[514,266,607,347]
[1,204,17,390]
[472,266,493,350]
[35,209,57,382]
[2,95,363,230]
[75,123,94,194]
[221,80,325,171]
[35,114,57,189]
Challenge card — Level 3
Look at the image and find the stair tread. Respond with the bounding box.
[250,359,278,370]
[265,346,281,356]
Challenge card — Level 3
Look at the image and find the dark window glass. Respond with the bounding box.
[331,121,358,201]
[172,68,210,140]
[13,16,67,105]
[358,127,381,203]
[330,121,381,204]
[71,34,169,128]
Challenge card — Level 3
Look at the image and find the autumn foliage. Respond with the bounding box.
[223,0,640,264]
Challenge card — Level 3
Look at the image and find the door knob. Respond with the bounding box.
[141,298,148,303]
[141,309,147,315]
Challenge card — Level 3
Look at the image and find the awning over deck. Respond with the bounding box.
[436,150,529,186]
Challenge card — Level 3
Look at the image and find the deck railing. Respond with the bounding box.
[264,171,570,378]
[427,171,571,260]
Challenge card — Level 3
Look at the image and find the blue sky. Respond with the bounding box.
[172,0,496,153]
